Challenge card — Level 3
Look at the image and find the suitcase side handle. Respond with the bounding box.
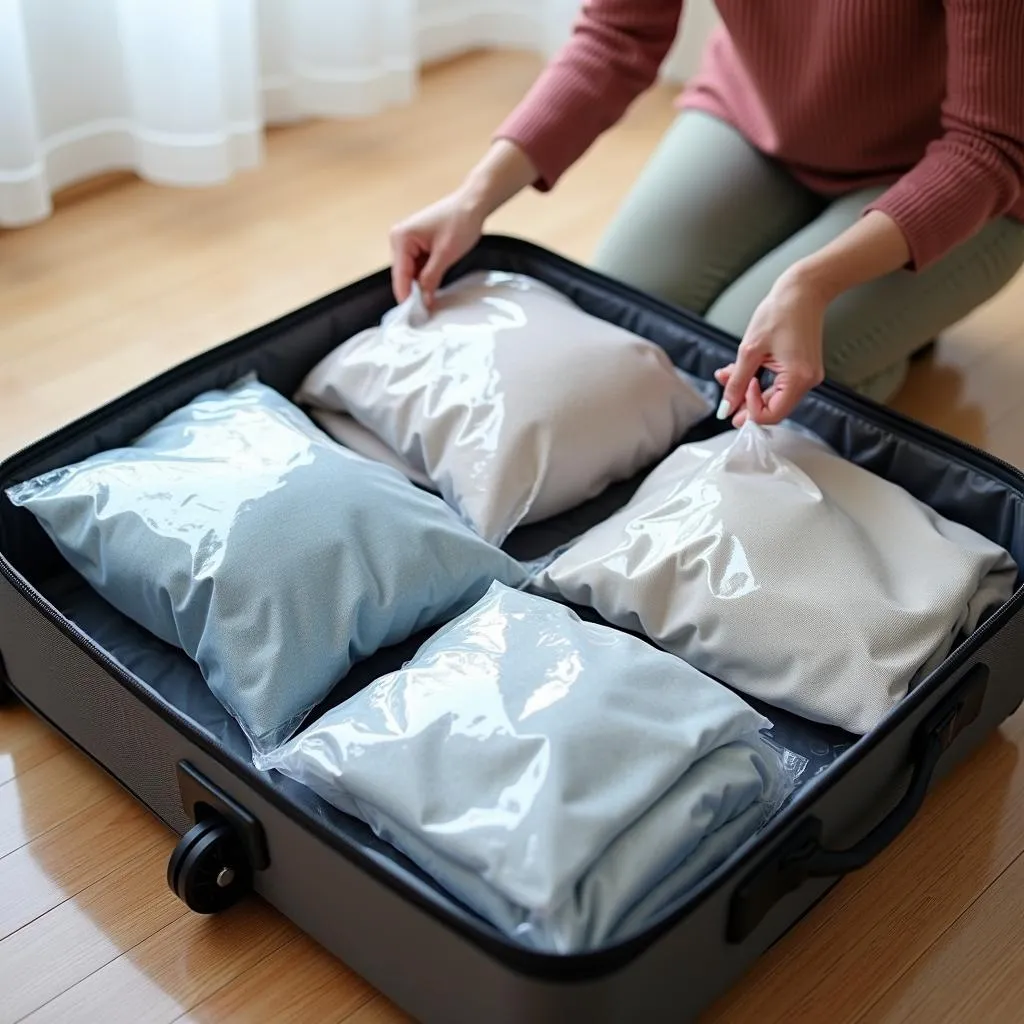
[726,662,989,944]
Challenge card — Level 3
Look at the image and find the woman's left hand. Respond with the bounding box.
[714,268,828,427]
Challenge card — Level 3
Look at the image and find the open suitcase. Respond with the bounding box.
[2,236,1023,1023]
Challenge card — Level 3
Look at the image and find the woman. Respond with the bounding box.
[389,1,1024,427]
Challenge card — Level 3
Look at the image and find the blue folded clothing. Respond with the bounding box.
[5,379,527,756]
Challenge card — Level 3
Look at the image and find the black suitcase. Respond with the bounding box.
[2,236,1022,1023]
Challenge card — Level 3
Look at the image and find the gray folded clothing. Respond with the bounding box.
[261,582,797,953]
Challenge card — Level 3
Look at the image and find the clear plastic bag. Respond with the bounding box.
[258,581,803,953]
[295,271,715,544]
[536,420,1018,733]
[5,379,527,758]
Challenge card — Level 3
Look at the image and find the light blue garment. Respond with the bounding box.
[5,380,527,756]
[262,582,796,952]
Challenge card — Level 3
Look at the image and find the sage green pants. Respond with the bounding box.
[592,112,1024,402]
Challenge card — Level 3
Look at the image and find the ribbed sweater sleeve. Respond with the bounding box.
[865,0,1024,270]
[494,1,683,191]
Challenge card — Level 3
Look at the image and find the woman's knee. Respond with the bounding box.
[591,230,718,313]
[702,275,769,339]
[823,216,1024,389]
[591,111,820,315]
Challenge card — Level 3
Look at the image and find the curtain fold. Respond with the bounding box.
[0,0,714,227]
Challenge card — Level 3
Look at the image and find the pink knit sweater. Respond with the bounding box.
[496,1,1024,271]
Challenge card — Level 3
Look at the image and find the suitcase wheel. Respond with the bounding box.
[167,817,252,914]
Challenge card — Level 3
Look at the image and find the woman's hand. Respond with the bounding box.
[714,269,828,427]
[389,191,486,307]
[714,210,912,426]
[389,139,539,307]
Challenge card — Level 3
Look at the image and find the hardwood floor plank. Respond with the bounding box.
[0,841,185,1022]
[0,706,68,788]
[22,901,293,1024]
[0,795,166,939]
[857,848,1024,1023]
[173,933,375,1024]
[983,400,1024,470]
[342,996,415,1024]
[0,747,119,859]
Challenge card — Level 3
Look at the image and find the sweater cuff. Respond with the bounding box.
[865,156,1012,272]
[493,104,577,193]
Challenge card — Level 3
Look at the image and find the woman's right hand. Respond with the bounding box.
[388,139,540,306]
[389,190,486,307]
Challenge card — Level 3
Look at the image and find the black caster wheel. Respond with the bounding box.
[167,818,252,914]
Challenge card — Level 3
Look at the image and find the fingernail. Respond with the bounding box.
[716,398,732,421]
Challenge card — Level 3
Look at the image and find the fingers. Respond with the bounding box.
[389,226,419,303]
[756,374,812,424]
[717,342,764,421]
[732,378,764,427]
[418,240,455,307]
[390,223,458,309]
[743,360,822,426]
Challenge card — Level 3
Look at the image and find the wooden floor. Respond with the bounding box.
[1,50,1023,1024]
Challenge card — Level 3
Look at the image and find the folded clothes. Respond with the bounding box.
[296,271,714,544]
[309,408,435,491]
[260,582,798,952]
[5,380,527,757]
[536,421,1017,734]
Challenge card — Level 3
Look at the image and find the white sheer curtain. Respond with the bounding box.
[0,0,715,228]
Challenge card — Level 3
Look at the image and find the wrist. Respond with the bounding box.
[455,176,492,223]
[781,258,844,306]
[461,139,537,219]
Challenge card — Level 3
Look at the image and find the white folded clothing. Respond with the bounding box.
[260,582,796,952]
[296,271,714,544]
[536,421,1017,734]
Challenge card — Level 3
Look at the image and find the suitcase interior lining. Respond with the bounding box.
[2,236,1023,956]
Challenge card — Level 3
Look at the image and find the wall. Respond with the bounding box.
[417,0,720,80]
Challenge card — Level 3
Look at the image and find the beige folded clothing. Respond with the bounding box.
[536,422,1017,734]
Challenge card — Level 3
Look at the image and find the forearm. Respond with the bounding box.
[494,0,683,190]
[788,211,911,304]
[458,140,539,219]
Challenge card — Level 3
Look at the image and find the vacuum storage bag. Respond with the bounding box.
[260,582,799,953]
[296,271,715,544]
[5,380,527,757]
[536,421,1017,733]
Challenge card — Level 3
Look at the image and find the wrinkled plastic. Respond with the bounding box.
[537,421,1018,734]
[309,408,436,492]
[259,581,802,953]
[5,379,527,758]
[295,271,715,544]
